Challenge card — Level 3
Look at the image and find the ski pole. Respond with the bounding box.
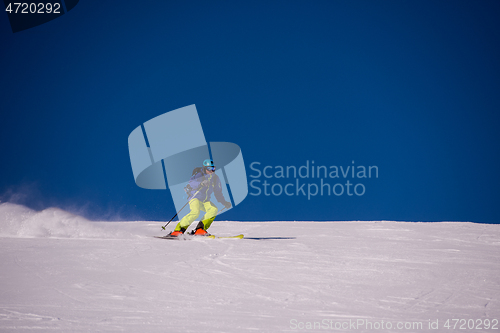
[161,188,202,230]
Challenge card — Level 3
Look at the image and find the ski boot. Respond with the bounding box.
[190,221,211,236]
[167,227,186,237]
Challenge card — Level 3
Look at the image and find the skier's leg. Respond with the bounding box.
[200,201,218,230]
[174,199,203,231]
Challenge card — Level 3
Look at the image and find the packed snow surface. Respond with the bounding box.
[0,202,499,332]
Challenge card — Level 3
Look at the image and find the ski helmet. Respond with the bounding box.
[203,159,215,167]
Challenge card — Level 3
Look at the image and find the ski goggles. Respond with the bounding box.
[205,166,216,171]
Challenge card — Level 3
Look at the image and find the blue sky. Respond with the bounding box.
[1,1,499,223]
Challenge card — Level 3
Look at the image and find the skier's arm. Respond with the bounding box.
[189,172,204,190]
[213,175,231,208]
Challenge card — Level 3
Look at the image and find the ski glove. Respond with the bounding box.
[223,201,231,209]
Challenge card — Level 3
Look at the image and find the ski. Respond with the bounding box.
[207,234,244,239]
[154,234,244,240]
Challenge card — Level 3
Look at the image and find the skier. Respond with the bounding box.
[168,159,232,237]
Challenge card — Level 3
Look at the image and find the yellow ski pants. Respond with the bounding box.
[174,199,218,231]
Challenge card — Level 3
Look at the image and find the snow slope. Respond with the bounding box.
[0,202,499,332]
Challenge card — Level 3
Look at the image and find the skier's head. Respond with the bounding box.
[203,159,215,173]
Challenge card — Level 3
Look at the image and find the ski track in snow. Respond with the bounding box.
[0,202,499,332]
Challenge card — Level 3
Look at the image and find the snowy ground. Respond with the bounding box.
[0,202,499,332]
